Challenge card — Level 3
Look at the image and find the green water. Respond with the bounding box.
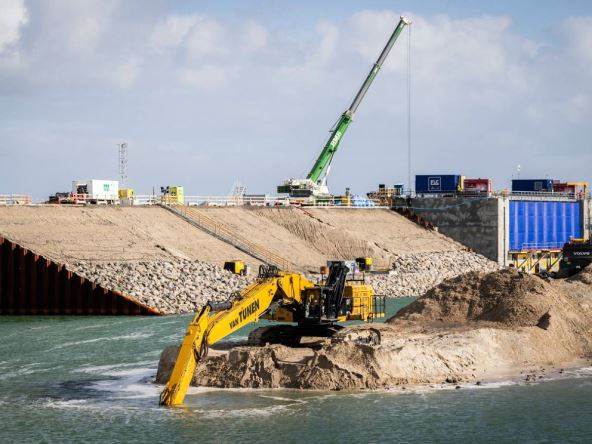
[1,298,591,443]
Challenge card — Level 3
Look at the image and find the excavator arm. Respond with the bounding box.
[159,270,315,406]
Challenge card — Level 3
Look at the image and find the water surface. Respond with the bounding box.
[1,298,591,443]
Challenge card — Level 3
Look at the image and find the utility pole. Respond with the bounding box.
[118,142,128,187]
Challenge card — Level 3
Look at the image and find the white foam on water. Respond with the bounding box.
[192,403,296,419]
[89,366,160,399]
[49,331,153,350]
[76,360,155,376]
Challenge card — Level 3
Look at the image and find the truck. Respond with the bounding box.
[71,180,119,204]
[277,16,411,201]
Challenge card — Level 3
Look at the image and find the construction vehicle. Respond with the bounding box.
[277,16,411,200]
[161,186,184,205]
[159,262,385,406]
[555,238,592,277]
[223,260,248,275]
[356,257,373,272]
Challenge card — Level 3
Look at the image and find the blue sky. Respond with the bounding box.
[1,1,591,199]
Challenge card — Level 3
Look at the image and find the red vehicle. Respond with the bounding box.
[464,178,492,195]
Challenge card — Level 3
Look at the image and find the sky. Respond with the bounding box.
[1,0,591,200]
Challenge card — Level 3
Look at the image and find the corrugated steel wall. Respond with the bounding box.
[509,200,582,251]
[0,236,160,315]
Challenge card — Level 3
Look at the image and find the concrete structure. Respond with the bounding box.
[395,195,590,268]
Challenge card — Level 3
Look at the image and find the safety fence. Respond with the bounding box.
[0,194,31,205]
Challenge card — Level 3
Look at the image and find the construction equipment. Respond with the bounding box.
[223,260,248,275]
[356,257,373,272]
[159,262,385,406]
[556,238,592,277]
[277,16,411,200]
[161,186,184,205]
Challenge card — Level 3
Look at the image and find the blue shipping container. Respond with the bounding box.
[415,175,461,194]
[509,200,582,251]
[511,179,554,192]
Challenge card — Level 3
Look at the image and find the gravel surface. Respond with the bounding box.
[71,250,499,314]
[366,251,500,297]
[71,260,252,314]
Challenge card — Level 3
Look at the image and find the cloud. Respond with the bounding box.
[0,0,28,54]
[241,21,268,52]
[150,14,199,53]
[0,3,591,199]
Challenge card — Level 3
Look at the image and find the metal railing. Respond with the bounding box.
[514,242,565,251]
[0,194,32,205]
[161,203,293,270]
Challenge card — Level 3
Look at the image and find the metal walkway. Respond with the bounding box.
[159,204,293,271]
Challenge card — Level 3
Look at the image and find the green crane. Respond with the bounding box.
[278,16,411,199]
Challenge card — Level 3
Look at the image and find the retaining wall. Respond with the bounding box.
[394,197,506,264]
[0,236,160,315]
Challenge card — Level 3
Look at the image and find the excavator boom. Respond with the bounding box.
[159,271,315,406]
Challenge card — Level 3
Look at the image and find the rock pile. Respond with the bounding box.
[70,260,251,314]
[366,251,500,297]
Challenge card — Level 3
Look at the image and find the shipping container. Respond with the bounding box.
[415,175,463,194]
[72,179,119,202]
[464,178,492,194]
[509,200,582,251]
[511,179,553,193]
[553,182,589,199]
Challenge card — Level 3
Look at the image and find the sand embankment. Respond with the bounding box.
[156,268,592,388]
[0,206,498,313]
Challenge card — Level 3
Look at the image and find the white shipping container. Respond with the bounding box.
[72,180,119,201]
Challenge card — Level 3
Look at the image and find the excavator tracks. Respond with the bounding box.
[247,324,344,347]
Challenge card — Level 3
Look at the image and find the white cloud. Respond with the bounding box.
[1,3,591,198]
[150,14,199,53]
[0,0,28,54]
[241,21,268,52]
[185,17,226,60]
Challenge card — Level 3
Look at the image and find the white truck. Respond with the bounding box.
[72,180,119,204]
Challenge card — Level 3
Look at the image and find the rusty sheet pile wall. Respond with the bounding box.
[0,236,159,315]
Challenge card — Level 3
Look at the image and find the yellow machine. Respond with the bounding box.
[118,188,135,199]
[159,262,384,406]
[223,260,247,275]
[356,257,373,272]
[161,185,184,205]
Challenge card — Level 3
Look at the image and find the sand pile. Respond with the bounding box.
[157,268,592,390]
[391,268,553,327]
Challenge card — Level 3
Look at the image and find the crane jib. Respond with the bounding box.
[304,16,410,183]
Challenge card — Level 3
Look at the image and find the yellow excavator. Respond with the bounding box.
[159,262,385,406]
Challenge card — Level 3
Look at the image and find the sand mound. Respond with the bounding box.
[157,269,592,391]
[568,264,592,285]
[390,269,554,327]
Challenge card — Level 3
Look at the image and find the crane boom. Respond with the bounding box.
[306,16,411,184]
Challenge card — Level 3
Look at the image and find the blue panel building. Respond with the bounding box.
[509,200,582,251]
